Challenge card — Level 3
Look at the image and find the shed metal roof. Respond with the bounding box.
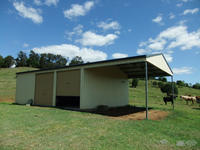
[16,53,173,77]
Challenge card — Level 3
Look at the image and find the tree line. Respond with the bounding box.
[0,51,84,69]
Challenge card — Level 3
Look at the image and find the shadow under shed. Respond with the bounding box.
[58,105,152,117]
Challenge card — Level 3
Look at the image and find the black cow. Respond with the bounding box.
[163,95,177,105]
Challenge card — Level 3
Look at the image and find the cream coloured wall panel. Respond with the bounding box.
[16,73,35,104]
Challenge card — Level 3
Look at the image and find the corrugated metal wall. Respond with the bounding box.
[56,70,80,97]
[34,72,54,106]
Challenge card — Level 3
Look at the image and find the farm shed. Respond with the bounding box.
[16,53,173,118]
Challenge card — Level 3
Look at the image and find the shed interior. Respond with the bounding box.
[56,96,80,108]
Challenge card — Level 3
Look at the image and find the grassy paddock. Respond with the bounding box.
[0,102,199,150]
[0,68,200,150]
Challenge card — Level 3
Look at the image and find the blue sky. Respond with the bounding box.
[0,0,200,84]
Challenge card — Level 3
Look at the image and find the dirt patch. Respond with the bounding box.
[0,98,14,103]
[111,110,169,120]
[91,105,169,121]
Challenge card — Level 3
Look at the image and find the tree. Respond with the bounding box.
[54,54,67,67]
[69,56,84,65]
[184,83,189,87]
[158,82,164,88]
[158,77,167,82]
[160,83,178,96]
[192,83,200,89]
[3,56,15,68]
[39,53,47,68]
[16,51,28,67]
[176,80,185,87]
[39,53,54,68]
[152,81,157,87]
[0,55,4,68]
[131,78,139,88]
[27,50,40,68]
[39,53,67,68]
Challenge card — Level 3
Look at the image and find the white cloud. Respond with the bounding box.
[159,25,200,50]
[176,0,190,7]
[97,21,120,30]
[73,24,83,34]
[63,1,94,19]
[169,13,175,19]
[128,29,132,32]
[34,0,42,5]
[176,3,183,7]
[114,31,120,35]
[164,53,173,62]
[183,8,199,15]
[148,39,166,50]
[152,14,163,25]
[23,43,29,48]
[65,24,83,40]
[32,44,107,62]
[112,53,128,59]
[136,49,149,55]
[181,0,189,2]
[137,25,200,63]
[45,0,59,6]
[78,31,118,46]
[139,42,147,47]
[34,0,59,6]
[141,25,200,51]
[173,67,192,75]
[178,20,187,25]
[13,2,43,24]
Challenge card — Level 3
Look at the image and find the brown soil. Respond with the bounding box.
[111,110,169,120]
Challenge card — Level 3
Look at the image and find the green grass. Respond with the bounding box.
[0,68,200,150]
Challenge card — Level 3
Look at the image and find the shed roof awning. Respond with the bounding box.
[17,53,173,77]
[117,54,173,78]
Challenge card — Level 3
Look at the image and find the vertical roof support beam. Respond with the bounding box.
[80,68,85,109]
[171,76,174,110]
[145,61,148,120]
[52,71,57,106]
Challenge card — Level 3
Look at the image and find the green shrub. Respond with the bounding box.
[160,83,178,96]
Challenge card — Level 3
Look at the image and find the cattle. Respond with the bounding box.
[180,95,196,105]
[196,96,200,105]
[163,95,177,105]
